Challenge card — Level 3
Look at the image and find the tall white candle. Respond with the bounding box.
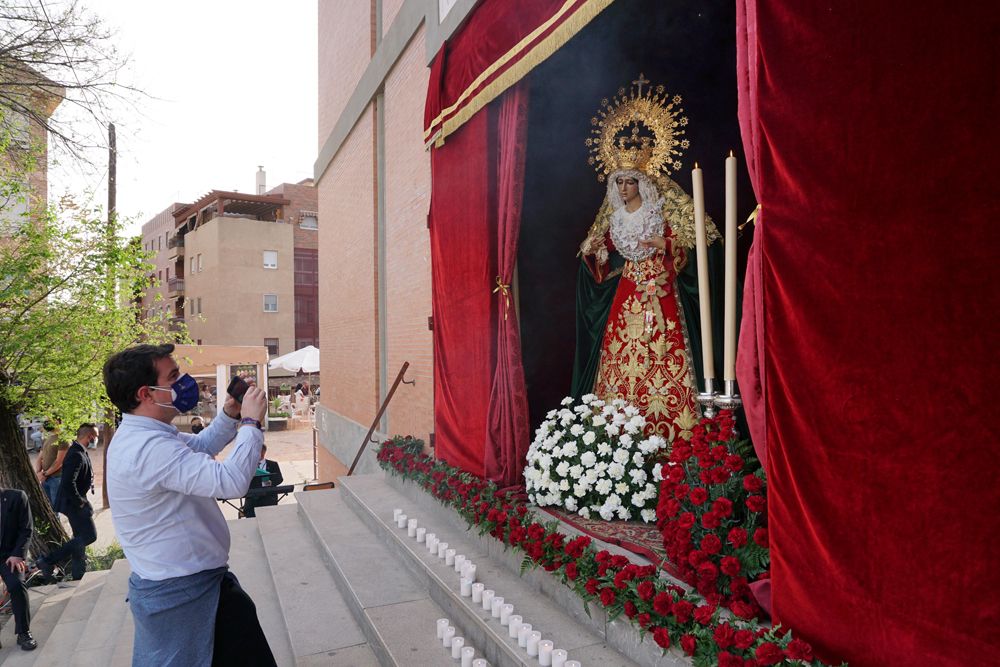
[471,583,485,603]
[724,150,738,383]
[692,163,716,384]
[481,589,495,611]
[517,623,533,647]
[500,603,513,625]
[454,554,466,573]
[407,518,417,537]
[551,649,568,667]
[507,615,522,638]
[416,527,426,542]
[445,549,456,566]
[462,563,477,583]
[451,636,465,660]
[427,536,438,553]
[436,618,450,639]
[491,596,504,618]
[526,632,541,657]
[443,626,456,648]
[461,646,475,667]
[460,577,472,597]
[438,542,449,558]
[538,640,554,666]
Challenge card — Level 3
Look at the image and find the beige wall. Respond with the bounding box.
[139,203,183,317]
[185,217,295,355]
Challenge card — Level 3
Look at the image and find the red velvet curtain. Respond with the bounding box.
[737,1,1000,664]
[429,111,496,476]
[484,84,531,487]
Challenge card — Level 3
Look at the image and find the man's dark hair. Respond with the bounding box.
[261,444,267,454]
[77,423,97,438]
[103,344,176,414]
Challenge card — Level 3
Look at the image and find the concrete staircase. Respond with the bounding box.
[0,473,691,666]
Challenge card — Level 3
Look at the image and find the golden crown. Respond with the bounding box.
[586,74,690,181]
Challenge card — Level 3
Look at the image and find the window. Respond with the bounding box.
[190,257,196,274]
[166,267,170,281]
[263,294,278,312]
[157,270,162,283]
[197,254,203,272]
[196,297,202,314]
[263,250,278,269]
[197,339,202,345]
[264,338,279,355]
[300,213,318,230]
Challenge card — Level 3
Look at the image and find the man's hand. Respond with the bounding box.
[6,556,26,573]
[240,386,267,423]
[222,393,241,420]
[35,470,46,483]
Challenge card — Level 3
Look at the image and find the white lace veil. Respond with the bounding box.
[605,169,664,211]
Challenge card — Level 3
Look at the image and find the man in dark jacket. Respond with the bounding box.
[0,487,37,650]
[36,423,98,581]
[244,444,283,518]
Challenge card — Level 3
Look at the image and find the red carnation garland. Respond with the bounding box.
[376,436,841,666]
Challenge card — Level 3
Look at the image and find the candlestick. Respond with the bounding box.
[437,618,450,639]
[445,549,456,566]
[393,508,402,521]
[481,589,495,611]
[692,162,717,417]
[724,150,738,383]
[551,649,568,667]
[460,577,472,597]
[517,623,533,647]
[407,518,417,537]
[443,626,456,648]
[499,603,513,625]
[538,640,554,666]
[471,582,485,603]
[416,527,426,542]
[507,615,522,638]
[396,514,407,528]
[451,636,465,660]
[461,646,475,667]
[526,631,541,657]
[454,554,466,573]
[491,596,504,619]
[438,542,449,558]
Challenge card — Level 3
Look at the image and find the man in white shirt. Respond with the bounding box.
[103,344,274,667]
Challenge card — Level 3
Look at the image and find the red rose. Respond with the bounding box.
[599,587,616,607]
[710,466,732,484]
[637,613,652,628]
[727,527,748,548]
[713,623,736,649]
[687,549,707,567]
[700,533,722,554]
[584,578,599,595]
[733,629,755,650]
[672,600,694,624]
[786,638,814,661]
[754,527,769,547]
[652,627,671,649]
[696,561,718,583]
[689,487,709,505]
[693,604,715,625]
[565,562,579,581]
[711,497,733,518]
[746,495,766,513]
[637,580,655,601]
[730,600,757,619]
[755,642,785,665]
[652,591,673,616]
[624,601,638,618]
[701,512,721,529]
[595,550,611,563]
[717,651,744,667]
[725,454,744,472]
[678,512,696,529]
[680,634,697,656]
[743,474,763,493]
[720,556,742,576]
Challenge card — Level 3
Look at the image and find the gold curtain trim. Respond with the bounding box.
[425,0,616,146]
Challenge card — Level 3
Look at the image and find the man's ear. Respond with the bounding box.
[135,385,152,405]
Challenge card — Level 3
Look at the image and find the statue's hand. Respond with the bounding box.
[640,236,667,251]
[596,246,609,265]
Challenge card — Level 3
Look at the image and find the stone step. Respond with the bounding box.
[227,517,296,667]
[254,503,379,665]
[0,583,78,667]
[377,472,694,667]
[68,559,131,667]
[338,474,680,667]
[107,600,133,667]
[29,571,109,667]
[296,488,462,666]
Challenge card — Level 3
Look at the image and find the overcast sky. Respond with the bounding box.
[48,0,318,238]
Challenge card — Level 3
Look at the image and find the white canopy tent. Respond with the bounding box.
[268,345,320,374]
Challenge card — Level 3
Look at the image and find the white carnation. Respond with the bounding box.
[569,465,584,479]
[564,497,578,511]
[629,469,647,485]
[599,506,616,521]
[555,461,570,477]
[625,405,641,417]
[605,493,622,509]
[652,463,663,481]
[605,424,621,437]
[582,431,597,445]
[570,424,585,437]
[595,479,612,495]
[612,449,629,464]
[581,393,598,403]
[632,452,645,467]
[597,442,612,457]
[560,396,574,406]
[615,482,629,494]
[580,451,597,467]
[559,479,570,491]
[579,507,591,519]
[619,434,634,447]
[562,442,578,457]
[545,409,558,419]
[617,506,632,521]
[630,492,647,507]
[573,483,587,498]
[592,415,607,427]
[641,509,657,523]
[608,462,625,480]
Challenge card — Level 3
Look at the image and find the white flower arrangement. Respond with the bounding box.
[523,394,668,523]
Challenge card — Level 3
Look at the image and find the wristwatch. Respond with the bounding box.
[239,417,262,429]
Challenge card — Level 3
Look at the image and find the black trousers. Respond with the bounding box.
[47,504,97,580]
[0,560,30,635]
[212,571,276,667]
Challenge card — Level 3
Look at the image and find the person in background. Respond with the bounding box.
[244,444,283,518]
[0,485,37,651]
[190,416,206,434]
[34,423,69,508]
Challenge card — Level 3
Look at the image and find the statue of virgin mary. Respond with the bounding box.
[571,78,720,442]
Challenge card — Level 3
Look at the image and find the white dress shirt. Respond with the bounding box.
[107,412,262,581]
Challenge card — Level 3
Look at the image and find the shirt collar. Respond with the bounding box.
[120,413,180,435]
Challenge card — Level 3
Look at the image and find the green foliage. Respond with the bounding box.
[86,541,125,571]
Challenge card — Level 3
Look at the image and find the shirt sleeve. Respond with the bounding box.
[178,411,239,456]
[141,426,263,499]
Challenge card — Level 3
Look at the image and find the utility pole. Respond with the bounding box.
[102,122,116,509]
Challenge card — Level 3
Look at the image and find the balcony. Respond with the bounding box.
[167,234,185,259]
[167,278,185,294]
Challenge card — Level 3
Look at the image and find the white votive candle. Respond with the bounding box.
[538,640,554,666]
[491,596,504,618]
[426,533,437,551]
[454,554,466,573]
[436,618,450,639]
[564,661,581,667]
[460,577,472,597]
[517,623,532,647]
[407,519,417,537]
[451,637,464,660]
[471,583,485,603]
[416,527,426,542]
[481,589,494,611]
[551,649,568,667]
[463,563,477,583]
[507,615,522,638]
[443,626,455,647]
[500,603,513,625]
[393,508,402,521]
[472,660,489,667]
[445,549,456,566]
[461,646,475,667]
[397,514,407,528]
[526,631,541,656]
[438,542,449,558]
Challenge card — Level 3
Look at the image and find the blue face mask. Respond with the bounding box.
[148,373,201,413]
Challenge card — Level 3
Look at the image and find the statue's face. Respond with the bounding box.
[616,176,640,205]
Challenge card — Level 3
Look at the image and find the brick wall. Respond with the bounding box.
[383,26,434,439]
[265,181,319,250]
[318,1,374,145]
[382,0,406,36]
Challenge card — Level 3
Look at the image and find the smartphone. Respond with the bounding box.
[226,376,250,403]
